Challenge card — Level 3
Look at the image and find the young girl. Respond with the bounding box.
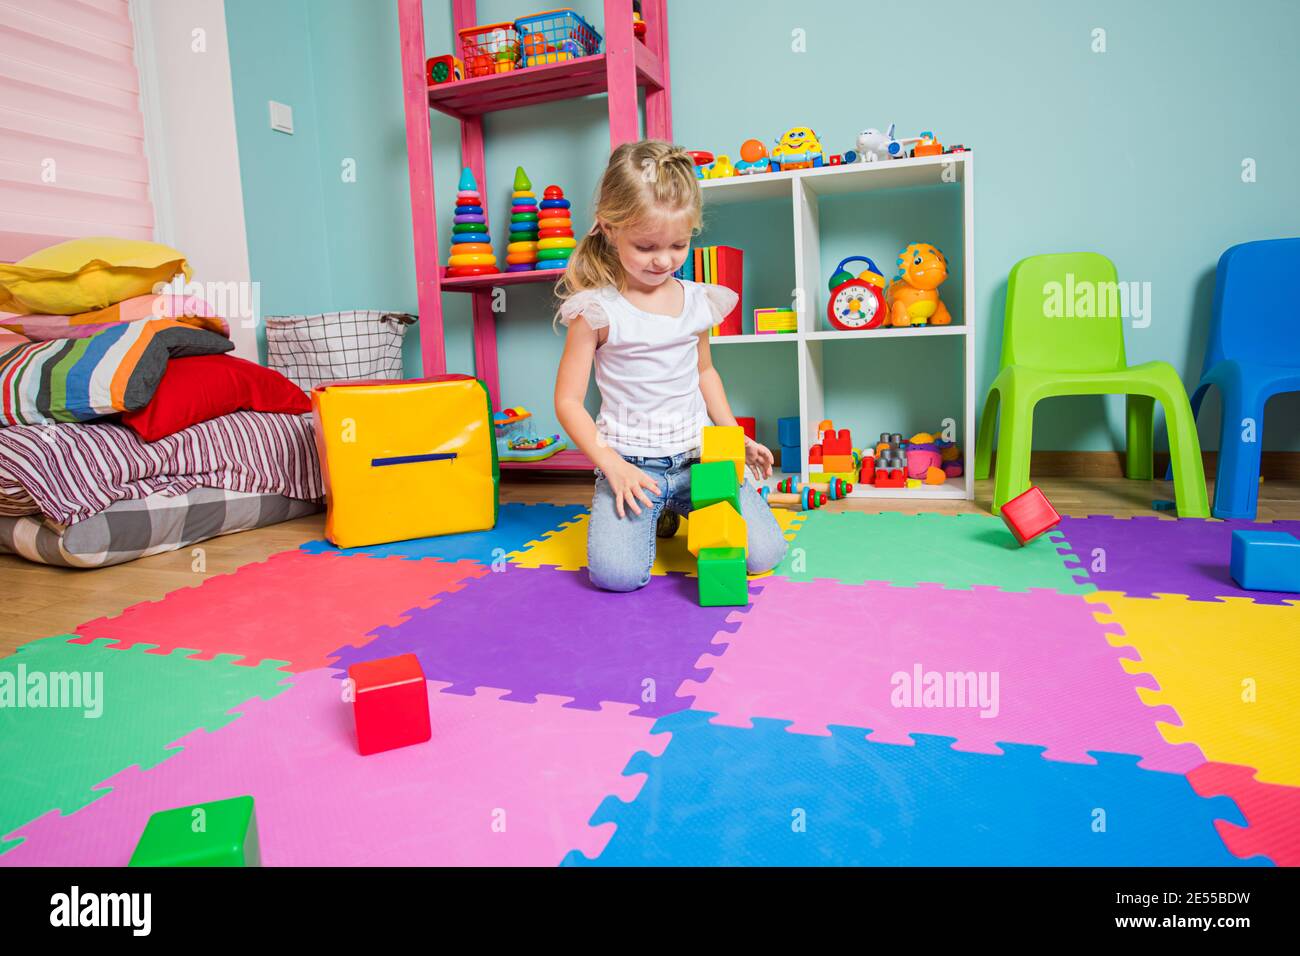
[554,139,788,592]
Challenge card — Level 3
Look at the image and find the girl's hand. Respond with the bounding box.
[744,437,775,480]
[603,457,661,519]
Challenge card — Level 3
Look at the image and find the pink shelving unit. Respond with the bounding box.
[397,0,673,471]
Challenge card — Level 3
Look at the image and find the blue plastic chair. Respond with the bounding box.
[1174,238,1300,518]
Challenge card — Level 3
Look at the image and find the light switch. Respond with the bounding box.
[269,101,294,134]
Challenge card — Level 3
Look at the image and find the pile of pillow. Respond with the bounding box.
[0,238,309,439]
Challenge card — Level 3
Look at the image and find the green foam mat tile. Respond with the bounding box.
[771,511,1095,593]
[0,636,291,855]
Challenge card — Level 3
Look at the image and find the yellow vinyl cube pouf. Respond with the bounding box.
[311,375,498,548]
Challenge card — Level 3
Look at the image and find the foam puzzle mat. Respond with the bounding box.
[2,504,1297,866]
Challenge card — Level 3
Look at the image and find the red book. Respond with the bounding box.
[713,245,744,335]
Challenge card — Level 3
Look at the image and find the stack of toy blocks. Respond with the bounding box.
[447,167,497,278]
[538,185,575,270]
[808,420,857,485]
[687,426,749,607]
[505,166,539,272]
[778,416,801,474]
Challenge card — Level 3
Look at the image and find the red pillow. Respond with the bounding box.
[120,353,310,441]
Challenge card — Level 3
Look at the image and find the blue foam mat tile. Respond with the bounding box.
[562,712,1269,867]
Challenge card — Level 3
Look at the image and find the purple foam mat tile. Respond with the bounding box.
[1057,516,1300,604]
[328,566,753,718]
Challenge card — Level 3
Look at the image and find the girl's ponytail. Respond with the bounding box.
[554,139,703,320]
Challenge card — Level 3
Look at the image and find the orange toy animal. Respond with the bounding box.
[885,243,952,327]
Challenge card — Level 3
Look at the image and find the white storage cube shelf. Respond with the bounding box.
[699,153,975,501]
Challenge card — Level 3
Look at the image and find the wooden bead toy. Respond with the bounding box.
[446,167,497,275]
[776,476,852,500]
[760,486,825,510]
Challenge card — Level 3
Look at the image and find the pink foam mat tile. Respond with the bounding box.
[676,577,1205,773]
[1,668,667,867]
[72,550,490,672]
[1188,762,1300,866]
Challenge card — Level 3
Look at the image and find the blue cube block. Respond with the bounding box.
[780,445,801,474]
[1229,530,1300,592]
[777,416,801,449]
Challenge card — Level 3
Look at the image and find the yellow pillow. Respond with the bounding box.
[0,237,192,315]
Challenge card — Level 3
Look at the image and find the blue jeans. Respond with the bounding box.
[588,450,789,592]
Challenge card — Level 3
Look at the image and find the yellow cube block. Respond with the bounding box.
[701,425,746,482]
[686,501,747,556]
[312,376,498,548]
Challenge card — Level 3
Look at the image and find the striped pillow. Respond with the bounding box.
[0,318,233,426]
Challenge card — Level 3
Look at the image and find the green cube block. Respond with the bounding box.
[129,795,260,867]
[697,547,749,607]
[690,461,740,514]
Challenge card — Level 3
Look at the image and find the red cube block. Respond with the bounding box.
[736,417,757,442]
[349,653,431,756]
[1001,485,1062,546]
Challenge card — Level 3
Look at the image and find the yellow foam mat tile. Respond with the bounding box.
[1088,591,1300,786]
[509,509,805,578]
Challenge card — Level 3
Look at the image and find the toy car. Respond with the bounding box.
[770,126,826,171]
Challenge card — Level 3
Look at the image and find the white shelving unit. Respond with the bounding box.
[700,153,976,501]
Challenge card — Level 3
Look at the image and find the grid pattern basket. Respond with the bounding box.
[513,9,601,67]
[265,311,416,391]
[457,21,520,77]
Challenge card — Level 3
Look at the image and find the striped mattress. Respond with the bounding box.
[0,411,323,527]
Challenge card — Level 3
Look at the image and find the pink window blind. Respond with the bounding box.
[0,0,153,262]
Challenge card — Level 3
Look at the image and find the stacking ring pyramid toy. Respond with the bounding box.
[538,185,575,270]
[506,166,539,273]
[447,167,498,278]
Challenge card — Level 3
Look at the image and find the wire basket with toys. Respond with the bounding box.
[513,8,602,67]
[457,21,521,78]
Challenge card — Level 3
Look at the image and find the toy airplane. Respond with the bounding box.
[845,124,924,163]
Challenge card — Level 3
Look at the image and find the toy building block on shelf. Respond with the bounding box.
[426,54,464,85]
[538,185,575,269]
[494,406,566,461]
[808,420,855,474]
[312,376,498,548]
[349,653,432,756]
[777,415,801,474]
[1230,530,1300,592]
[1000,485,1062,546]
[506,166,539,273]
[446,167,498,278]
[130,795,259,867]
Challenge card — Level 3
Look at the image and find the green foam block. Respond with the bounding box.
[698,547,748,607]
[130,795,260,867]
[690,461,740,514]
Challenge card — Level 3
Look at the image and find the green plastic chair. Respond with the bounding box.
[974,252,1209,517]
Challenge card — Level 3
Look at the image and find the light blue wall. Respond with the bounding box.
[223,0,1300,451]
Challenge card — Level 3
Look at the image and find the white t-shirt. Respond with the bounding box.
[559,279,740,458]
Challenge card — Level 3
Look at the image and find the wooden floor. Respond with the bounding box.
[3,475,1298,659]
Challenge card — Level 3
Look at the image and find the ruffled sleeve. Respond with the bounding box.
[558,289,610,330]
[699,282,739,332]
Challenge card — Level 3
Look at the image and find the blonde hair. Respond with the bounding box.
[555,139,702,313]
